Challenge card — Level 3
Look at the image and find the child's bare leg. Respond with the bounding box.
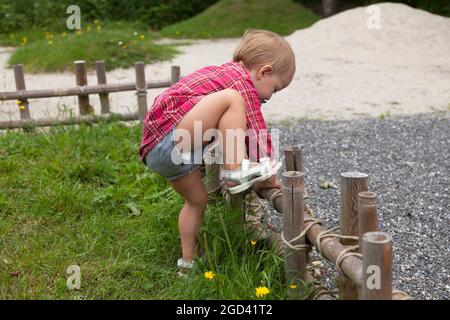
[169,169,208,262]
[175,89,247,170]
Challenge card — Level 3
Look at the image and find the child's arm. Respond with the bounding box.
[231,78,273,162]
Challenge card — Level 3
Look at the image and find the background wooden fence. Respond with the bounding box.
[0,60,180,129]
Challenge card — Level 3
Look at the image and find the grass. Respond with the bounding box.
[1,21,179,73]
[160,0,320,38]
[0,121,300,299]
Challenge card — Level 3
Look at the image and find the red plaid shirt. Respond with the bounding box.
[139,61,273,162]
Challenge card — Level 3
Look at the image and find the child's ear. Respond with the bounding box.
[258,65,273,79]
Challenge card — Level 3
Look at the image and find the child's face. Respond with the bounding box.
[251,65,293,103]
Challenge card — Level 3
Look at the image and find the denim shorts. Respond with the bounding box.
[144,127,208,181]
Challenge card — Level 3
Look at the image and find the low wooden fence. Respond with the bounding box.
[205,146,413,300]
[0,60,180,129]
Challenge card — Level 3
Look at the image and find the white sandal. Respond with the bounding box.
[220,158,282,194]
[177,258,195,278]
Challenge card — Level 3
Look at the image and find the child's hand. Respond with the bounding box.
[254,175,282,191]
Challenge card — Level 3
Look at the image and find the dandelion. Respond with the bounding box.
[19,105,25,110]
[62,32,67,36]
[290,284,297,289]
[255,286,270,298]
[48,41,53,45]
[15,101,21,105]
[250,240,257,246]
[21,37,27,45]
[86,26,91,31]
[96,25,102,31]
[94,20,99,25]
[139,34,145,40]
[204,271,215,280]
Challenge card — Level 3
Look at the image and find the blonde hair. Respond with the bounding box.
[233,29,295,76]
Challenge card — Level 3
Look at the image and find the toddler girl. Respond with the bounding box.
[139,29,295,276]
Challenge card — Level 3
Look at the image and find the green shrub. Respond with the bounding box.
[0,0,219,34]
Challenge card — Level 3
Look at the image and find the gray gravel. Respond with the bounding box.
[264,113,449,300]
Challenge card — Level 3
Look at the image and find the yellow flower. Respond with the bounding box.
[19,105,25,110]
[255,286,270,298]
[48,41,53,45]
[250,240,257,246]
[175,31,180,36]
[204,271,215,280]
[76,31,82,36]
[15,101,21,105]
[94,20,99,24]
[62,32,67,36]
[290,284,297,289]
[96,25,102,30]
[139,34,145,40]
[86,26,91,31]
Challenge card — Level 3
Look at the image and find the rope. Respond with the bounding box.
[78,85,87,95]
[280,217,321,252]
[269,189,282,207]
[392,289,413,300]
[335,245,362,274]
[18,89,25,101]
[135,85,147,96]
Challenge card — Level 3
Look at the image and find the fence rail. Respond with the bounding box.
[0,60,180,129]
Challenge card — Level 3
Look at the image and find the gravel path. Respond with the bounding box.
[264,113,449,300]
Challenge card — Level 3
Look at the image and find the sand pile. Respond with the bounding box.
[288,2,450,66]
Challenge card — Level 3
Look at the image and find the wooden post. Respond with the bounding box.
[284,146,303,172]
[171,66,180,85]
[74,60,91,115]
[340,172,369,245]
[361,231,392,300]
[284,146,310,262]
[96,61,110,114]
[204,144,221,194]
[339,171,368,300]
[322,0,338,17]
[13,65,31,123]
[358,191,378,253]
[282,171,306,295]
[229,193,245,211]
[135,62,148,122]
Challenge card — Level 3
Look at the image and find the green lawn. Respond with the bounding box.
[160,0,320,38]
[0,122,301,299]
[1,21,178,73]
